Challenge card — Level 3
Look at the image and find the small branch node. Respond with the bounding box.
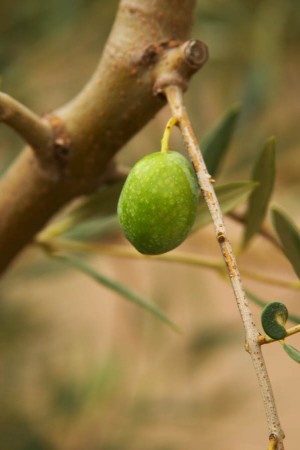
[268,433,278,450]
[217,231,226,244]
[183,39,209,69]
[245,339,251,353]
[153,39,208,96]
[41,113,72,177]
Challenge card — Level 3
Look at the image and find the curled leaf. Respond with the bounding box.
[261,302,288,340]
[246,289,300,325]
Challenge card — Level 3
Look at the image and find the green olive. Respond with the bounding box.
[117,151,199,255]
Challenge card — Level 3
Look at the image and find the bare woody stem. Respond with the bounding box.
[259,324,300,345]
[163,85,285,449]
[0,92,52,159]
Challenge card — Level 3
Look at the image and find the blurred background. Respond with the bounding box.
[0,1,299,449]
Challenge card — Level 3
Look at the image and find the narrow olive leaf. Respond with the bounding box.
[64,216,119,241]
[202,103,241,177]
[242,137,276,249]
[41,181,125,239]
[261,302,288,340]
[192,181,258,232]
[271,205,300,279]
[53,254,180,333]
[69,181,125,223]
[246,289,300,325]
[282,342,300,364]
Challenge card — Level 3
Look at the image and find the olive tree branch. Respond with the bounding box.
[0,92,52,160]
[0,0,208,275]
[162,85,285,449]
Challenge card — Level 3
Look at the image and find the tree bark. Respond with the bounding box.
[0,0,198,274]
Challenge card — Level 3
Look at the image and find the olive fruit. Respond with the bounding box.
[117,151,199,255]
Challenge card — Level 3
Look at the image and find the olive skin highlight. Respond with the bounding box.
[117,151,199,255]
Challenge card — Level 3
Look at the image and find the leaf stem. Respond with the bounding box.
[163,84,285,449]
[259,324,300,345]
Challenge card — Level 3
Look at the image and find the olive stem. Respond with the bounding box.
[163,84,285,449]
[160,116,179,153]
[259,324,300,345]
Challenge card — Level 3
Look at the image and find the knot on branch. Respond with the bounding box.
[40,113,72,180]
[139,40,182,67]
[184,40,208,68]
[46,114,71,163]
[153,39,208,95]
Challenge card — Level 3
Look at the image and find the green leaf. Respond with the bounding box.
[64,216,119,241]
[246,289,300,325]
[41,180,125,239]
[282,342,300,364]
[192,181,258,231]
[69,180,124,224]
[261,302,288,340]
[202,103,241,177]
[242,137,276,249]
[52,254,180,333]
[271,205,300,279]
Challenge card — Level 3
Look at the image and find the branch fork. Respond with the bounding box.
[153,39,208,95]
[0,92,71,179]
[0,0,201,274]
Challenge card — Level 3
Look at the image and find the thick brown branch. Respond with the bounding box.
[0,0,202,274]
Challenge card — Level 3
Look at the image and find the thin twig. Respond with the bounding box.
[35,237,300,291]
[0,92,52,155]
[259,324,300,345]
[35,238,222,271]
[163,85,285,449]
